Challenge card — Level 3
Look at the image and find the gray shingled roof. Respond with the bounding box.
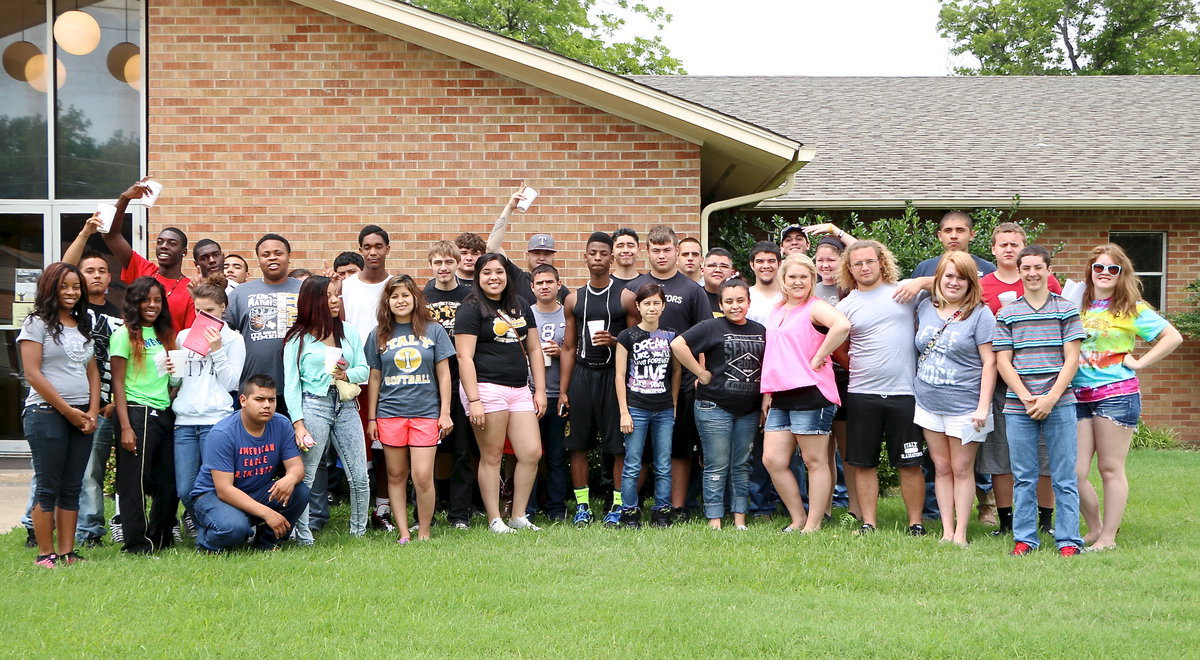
[630,75,1200,207]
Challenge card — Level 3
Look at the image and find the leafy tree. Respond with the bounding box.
[1170,279,1200,338]
[712,196,1055,280]
[937,0,1200,75]
[0,105,138,200]
[408,0,685,74]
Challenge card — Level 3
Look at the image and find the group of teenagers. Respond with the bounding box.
[19,179,1183,567]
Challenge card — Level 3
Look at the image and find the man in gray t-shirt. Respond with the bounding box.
[835,240,927,536]
[224,236,302,416]
[526,265,570,520]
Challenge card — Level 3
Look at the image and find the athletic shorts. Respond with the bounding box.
[764,405,835,435]
[564,365,624,454]
[1075,392,1140,429]
[844,393,925,469]
[913,403,990,439]
[671,387,699,460]
[378,417,439,448]
[459,382,535,415]
[976,383,1050,477]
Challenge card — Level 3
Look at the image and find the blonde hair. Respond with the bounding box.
[932,252,984,320]
[428,240,458,263]
[991,222,1027,245]
[837,240,900,290]
[1082,243,1143,318]
[777,253,819,304]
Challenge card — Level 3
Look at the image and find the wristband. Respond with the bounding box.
[367,418,376,422]
[468,398,480,403]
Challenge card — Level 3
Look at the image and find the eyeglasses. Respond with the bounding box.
[851,259,879,269]
[1091,263,1122,276]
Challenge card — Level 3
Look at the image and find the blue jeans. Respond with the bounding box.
[174,424,213,514]
[528,396,570,519]
[294,389,369,544]
[694,400,756,519]
[621,407,674,509]
[192,483,311,551]
[1006,405,1082,549]
[75,414,117,540]
[24,405,93,513]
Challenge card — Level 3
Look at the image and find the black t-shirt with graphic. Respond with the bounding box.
[626,271,710,390]
[424,281,471,381]
[86,300,123,404]
[616,325,676,412]
[455,297,530,388]
[680,317,766,415]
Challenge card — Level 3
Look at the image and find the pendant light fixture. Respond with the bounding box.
[2,1,43,82]
[107,0,141,87]
[53,1,102,57]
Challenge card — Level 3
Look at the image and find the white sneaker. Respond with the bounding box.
[508,516,542,532]
[488,518,515,534]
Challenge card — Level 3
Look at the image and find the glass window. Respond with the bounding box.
[54,0,143,199]
[0,212,44,441]
[1109,231,1166,310]
[0,0,51,199]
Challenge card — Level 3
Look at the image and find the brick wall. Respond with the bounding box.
[1032,209,1200,443]
[146,0,701,288]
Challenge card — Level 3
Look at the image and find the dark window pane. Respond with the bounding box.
[1141,276,1163,311]
[53,0,142,199]
[0,0,50,199]
[59,211,129,308]
[1109,232,1164,272]
[0,212,43,442]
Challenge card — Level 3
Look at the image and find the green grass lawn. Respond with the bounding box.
[4,449,1199,658]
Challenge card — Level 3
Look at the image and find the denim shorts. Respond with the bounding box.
[1075,393,1140,429]
[764,405,835,435]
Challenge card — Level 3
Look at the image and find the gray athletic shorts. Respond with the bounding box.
[976,383,1051,477]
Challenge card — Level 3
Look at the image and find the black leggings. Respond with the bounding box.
[24,404,93,512]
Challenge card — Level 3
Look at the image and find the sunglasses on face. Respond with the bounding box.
[1091,263,1122,275]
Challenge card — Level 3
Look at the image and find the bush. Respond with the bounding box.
[1169,279,1200,338]
[1131,422,1180,450]
[710,195,1059,278]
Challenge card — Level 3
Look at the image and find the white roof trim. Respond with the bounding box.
[290,0,802,164]
[755,198,1200,210]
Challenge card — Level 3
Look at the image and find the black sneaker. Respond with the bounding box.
[25,528,37,548]
[669,506,688,524]
[651,506,673,528]
[854,523,876,536]
[619,507,642,529]
[909,524,928,537]
[79,535,104,548]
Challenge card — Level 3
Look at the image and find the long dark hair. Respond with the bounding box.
[30,262,91,343]
[283,276,344,350]
[375,274,431,353]
[123,276,176,367]
[466,253,523,317]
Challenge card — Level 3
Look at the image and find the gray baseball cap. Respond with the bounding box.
[527,234,556,252]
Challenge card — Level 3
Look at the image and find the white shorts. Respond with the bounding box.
[914,403,987,440]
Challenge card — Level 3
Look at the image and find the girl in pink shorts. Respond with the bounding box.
[365,275,456,544]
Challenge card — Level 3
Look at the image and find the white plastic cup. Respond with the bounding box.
[516,186,538,212]
[587,320,605,346]
[153,351,169,376]
[96,203,117,234]
[167,349,187,375]
[998,291,1018,306]
[542,341,554,367]
[132,180,163,207]
[324,346,343,374]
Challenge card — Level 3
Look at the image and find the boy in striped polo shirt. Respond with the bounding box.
[993,245,1086,557]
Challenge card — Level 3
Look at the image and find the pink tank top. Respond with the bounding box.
[761,298,840,405]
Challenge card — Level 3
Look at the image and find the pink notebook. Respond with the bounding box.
[183,310,225,357]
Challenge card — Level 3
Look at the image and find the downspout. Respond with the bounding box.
[699,148,816,252]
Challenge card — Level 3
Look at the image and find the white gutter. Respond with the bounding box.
[699,148,816,251]
[754,197,1200,211]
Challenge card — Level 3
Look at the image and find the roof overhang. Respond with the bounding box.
[289,0,807,199]
[756,197,1200,211]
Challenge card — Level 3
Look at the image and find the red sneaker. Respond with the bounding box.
[1059,545,1080,557]
[1010,542,1033,556]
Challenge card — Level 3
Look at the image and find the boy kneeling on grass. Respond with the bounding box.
[190,375,308,553]
[993,246,1086,557]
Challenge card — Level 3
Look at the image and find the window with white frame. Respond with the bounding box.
[1108,231,1166,310]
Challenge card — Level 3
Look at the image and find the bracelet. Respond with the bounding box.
[367,418,376,422]
[468,398,480,403]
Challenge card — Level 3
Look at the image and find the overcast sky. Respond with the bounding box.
[638,0,965,76]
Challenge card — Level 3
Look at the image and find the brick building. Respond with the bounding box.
[1,2,1195,448]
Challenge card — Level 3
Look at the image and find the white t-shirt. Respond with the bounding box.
[341,273,389,351]
[746,287,782,326]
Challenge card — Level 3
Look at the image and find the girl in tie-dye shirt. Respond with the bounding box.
[1072,244,1183,551]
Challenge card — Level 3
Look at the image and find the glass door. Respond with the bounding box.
[0,208,48,451]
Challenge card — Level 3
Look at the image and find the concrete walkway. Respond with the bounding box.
[0,458,32,534]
